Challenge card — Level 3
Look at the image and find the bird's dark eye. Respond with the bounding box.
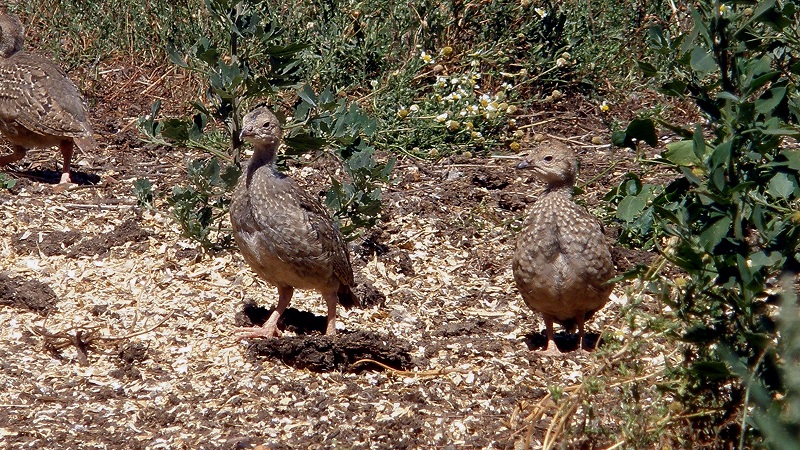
[543,155,554,162]
[262,122,270,128]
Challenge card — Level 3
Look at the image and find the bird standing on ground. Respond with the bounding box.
[230,107,359,338]
[512,141,614,354]
[0,13,96,185]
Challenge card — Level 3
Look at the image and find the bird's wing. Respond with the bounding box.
[294,183,355,287]
[555,204,615,293]
[0,52,92,139]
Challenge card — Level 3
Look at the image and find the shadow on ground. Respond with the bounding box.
[237,302,413,373]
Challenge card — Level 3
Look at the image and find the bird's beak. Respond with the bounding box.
[516,159,531,170]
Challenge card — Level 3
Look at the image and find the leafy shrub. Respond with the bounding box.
[139,0,392,248]
[612,0,800,442]
[9,0,205,66]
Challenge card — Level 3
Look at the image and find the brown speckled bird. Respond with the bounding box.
[0,14,96,184]
[512,141,614,354]
[230,107,359,338]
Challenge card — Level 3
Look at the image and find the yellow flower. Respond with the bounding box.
[397,107,409,119]
[446,120,459,131]
[440,46,453,57]
[600,101,610,112]
[435,112,448,123]
[509,142,521,151]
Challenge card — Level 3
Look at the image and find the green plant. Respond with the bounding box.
[612,0,800,442]
[288,85,395,238]
[10,0,206,67]
[138,0,392,248]
[165,0,306,154]
[0,173,16,190]
[737,278,800,449]
[169,159,240,249]
[133,178,155,208]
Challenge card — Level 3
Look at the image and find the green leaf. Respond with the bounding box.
[746,70,781,96]
[748,251,784,271]
[617,194,649,222]
[664,140,699,166]
[298,84,318,108]
[638,61,658,77]
[768,172,797,199]
[710,140,732,169]
[284,133,328,152]
[756,87,787,115]
[660,80,687,96]
[611,130,628,147]
[761,117,799,135]
[716,91,740,103]
[690,47,717,77]
[167,44,189,68]
[779,150,800,170]
[699,216,732,250]
[625,118,658,147]
[692,126,707,159]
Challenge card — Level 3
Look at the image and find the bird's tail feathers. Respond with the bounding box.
[337,284,360,309]
[74,134,97,153]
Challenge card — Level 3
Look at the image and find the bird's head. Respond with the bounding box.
[240,107,283,150]
[0,14,24,58]
[516,141,578,187]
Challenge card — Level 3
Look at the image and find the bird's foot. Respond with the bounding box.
[535,342,563,357]
[59,173,72,184]
[235,325,281,340]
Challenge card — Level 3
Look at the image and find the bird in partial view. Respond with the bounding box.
[230,106,360,338]
[0,13,96,185]
[512,141,615,354]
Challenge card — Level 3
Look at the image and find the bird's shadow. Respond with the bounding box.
[237,301,328,335]
[9,168,101,186]
[523,330,603,353]
[237,301,413,373]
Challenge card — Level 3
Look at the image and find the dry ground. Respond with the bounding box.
[0,61,679,449]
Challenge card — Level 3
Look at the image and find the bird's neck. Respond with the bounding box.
[544,183,574,197]
[247,143,279,171]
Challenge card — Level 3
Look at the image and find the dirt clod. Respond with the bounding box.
[248,330,412,373]
[11,218,149,257]
[0,272,58,316]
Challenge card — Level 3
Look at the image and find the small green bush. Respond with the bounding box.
[612,0,800,443]
[139,0,393,248]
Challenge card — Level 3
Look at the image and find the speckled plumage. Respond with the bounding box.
[512,142,614,354]
[230,107,359,338]
[0,14,96,184]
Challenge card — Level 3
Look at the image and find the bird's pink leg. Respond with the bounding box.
[537,315,562,356]
[323,291,339,336]
[236,286,293,339]
[58,140,73,184]
[576,312,590,353]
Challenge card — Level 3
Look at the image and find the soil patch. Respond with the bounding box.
[11,217,150,257]
[247,331,413,373]
[0,272,58,316]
